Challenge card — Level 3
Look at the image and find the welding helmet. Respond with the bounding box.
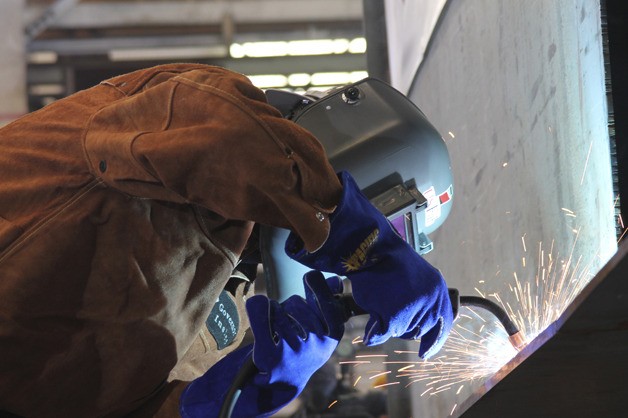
[261,78,454,300]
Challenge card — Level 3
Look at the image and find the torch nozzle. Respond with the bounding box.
[508,331,527,351]
[456,293,525,351]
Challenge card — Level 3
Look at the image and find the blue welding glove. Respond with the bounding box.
[179,271,345,418]
[286,171,453,359]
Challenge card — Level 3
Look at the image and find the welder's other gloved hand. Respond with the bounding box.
[179,271,345,418]
[286,171,453,359]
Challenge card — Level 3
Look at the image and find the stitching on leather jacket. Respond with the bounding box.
[192,205,238,267]
[172,76,291,157]
[0,179,103,265]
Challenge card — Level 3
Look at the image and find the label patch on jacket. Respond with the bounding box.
[206,290,239,350]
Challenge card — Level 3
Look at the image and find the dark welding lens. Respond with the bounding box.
[389,211,416,251]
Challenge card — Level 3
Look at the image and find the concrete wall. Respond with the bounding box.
[0,0,27,126]
[385,0,617,416]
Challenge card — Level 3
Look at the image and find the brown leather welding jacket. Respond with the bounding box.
[0,64,342,417]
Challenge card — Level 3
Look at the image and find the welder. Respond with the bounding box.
[0,64,452,417]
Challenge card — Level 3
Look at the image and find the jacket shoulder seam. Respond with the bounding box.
[171,76,290,157]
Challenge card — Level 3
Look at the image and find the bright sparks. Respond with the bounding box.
[580,141,593,185]
[492,231,595,342]
[339,311,517,400]
[399,314,517,394]
[339,229,597,416]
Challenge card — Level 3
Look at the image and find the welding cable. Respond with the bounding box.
[337,290,523,343]
[458,296,518,335]
[458,295,526,351]
[217,356,256,418]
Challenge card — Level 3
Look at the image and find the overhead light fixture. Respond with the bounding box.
[230,37,367,59]
[29,84,65,96]
[108,45,227,62]
[247,74,288,88]
[231,41,289,58]
[229,43,246,59]
[247,71,369,89]
[287,39,350,56]
[348,37,367,54]
[310,71,369,86]
[349,70,369,82]
[287,73,311,87]
[28,51,58,64]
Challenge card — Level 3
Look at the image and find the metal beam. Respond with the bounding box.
[25,0,78,41]
[29,52,366,77]
[459,243,628,418]
[216,54,366,75]
[362,0,390,83]
[28,28,364,55]
[29,34,225,55]
[25,0,363,29]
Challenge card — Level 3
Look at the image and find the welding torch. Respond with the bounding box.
[336,288,525,351]
[218,288,525,418]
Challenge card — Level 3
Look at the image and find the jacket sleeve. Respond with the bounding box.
[83,65,342,252]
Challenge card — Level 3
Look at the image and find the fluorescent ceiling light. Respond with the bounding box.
[287,39,350,56]
[29,84,65,95]
[349,71,369,82]
[247,74,288,88]
[310,72,351,86]
[310,71,369,86]
[229,43,245,58]
[247,71,368,89]
[109,45,227,62]
[230,37,366,59]
[233,41,289,58]
[349,37,367,54]
[287,73,311,87]
[28,51,58,64]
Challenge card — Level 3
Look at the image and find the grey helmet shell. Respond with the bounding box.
[261,78,454,301]
[267,78,453,252]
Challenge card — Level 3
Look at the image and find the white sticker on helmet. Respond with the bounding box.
[423,186,441,227]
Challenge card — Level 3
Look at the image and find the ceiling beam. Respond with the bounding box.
[29,34,225,55]
[25,0,363,29]
[29,51,366,76]
[217,54,367,75]
[25,0,79,41]
[28,28,364,55]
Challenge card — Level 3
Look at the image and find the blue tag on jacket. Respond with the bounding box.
[206,290,239,350]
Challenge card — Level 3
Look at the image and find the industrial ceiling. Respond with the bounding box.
[23,0,368,110]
